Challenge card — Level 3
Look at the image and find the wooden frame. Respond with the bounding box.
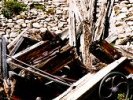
[54,57,127,100]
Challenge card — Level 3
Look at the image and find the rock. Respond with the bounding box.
[129,7,133,11]
[116,13,127,20]
[55,30,62,34]
[25,20,30,24]
[27,23,32,28]
[8,19,13,23]
[56,15,62,19]
[16,19,24,24]
[49,23,58,27]
[21,23,27,28]
[51,26,58,31]
[63,9,68,15]
[129,0,133,3]
[115,0,119,3]
[52,0,67,4]
[115,26,125,34]
[0,14,5,19]
[0,23,2,27]
[58,22,66,28]
[48,1,52,5]
[62,15,68,20]
[47,26,52,30]
[32,23,41,28]
[127,21,133,25]
[115,38,125,45]
[121,7,128,13]
[14,25,21,29]
[0,0,69,43]
[45,17,51,22]
[0,31,5,35]
[10,32,18,38]
[40,28,47,33]
[30,9,38,16]
[32,0,42,2]
[113,5,121,15]
[5,28,11,34]
[43,23,48,28]
[115,22,124,27]
[7,23,14,28]
[129,26,133,30]
[118,34,127,39]
[125,16,133,21]
[56,9,63,15]
[120,1,129,4]
[124,27,132,33]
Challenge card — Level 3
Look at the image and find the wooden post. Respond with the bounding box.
[68,0,95,69]
[68,0,76,46]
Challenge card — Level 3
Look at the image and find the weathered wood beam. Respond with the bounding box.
[115,45,133,59]
[54,57,127,100]
[8,61,71,87]
[69,0,95,69]
[9,36,38,56]
[94,0,115,41]
[89,40,122,64]
[0,38,2,79]
[2,36,8,79]
[93,0,108,41]
[7,28,28,51]
[7,54,76,84]
[68,1,76,46]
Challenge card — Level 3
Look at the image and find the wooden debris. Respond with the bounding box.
[115,45,133,59]
[7,28,28,52]
[9,36,38,56]
[54,57,127,100]
[1,36,8,79]
[0,0,133,99]
[3,30,88,99]
[89,40,122,64]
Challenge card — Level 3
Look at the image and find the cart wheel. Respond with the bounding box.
[99,72,129,100]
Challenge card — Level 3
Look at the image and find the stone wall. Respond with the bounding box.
[109,0,133,45]
[0,0,133,46]
[0,0,68,42]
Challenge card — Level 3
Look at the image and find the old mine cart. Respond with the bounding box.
[0,0,133,100]
[0,29,132,100]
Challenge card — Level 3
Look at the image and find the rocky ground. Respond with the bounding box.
[0,0,133,48]
[109,0,133,46]
[0,0,68,43]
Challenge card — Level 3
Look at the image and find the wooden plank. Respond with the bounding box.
[89,40,122,64]
[2,36,8,79]
[93,0,108,41]
[0,38,2,79]
[9,36,38,56]
[68,0,76,46]
[54,57,127,100]
[9,36,24,56]
[69,0,95,69]
[115,45,133,59]
[7,41,46,69]
[7,28,28,51]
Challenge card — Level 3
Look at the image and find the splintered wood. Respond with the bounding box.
[0,30,88,100]
[0,0,133,100]
[68,0,95,69]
